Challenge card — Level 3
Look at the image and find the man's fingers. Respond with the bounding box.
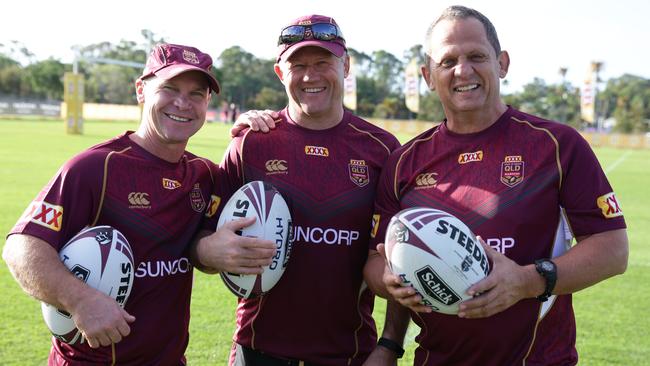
[224,216,257,231]
[85,336,99,349]
[377,243,387,258]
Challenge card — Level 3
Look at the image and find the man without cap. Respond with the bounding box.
[193,14,401,366]
[364,5,629,365]
[3,43,275,365]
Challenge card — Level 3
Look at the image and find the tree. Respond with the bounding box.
[215,46,283,110]
[23,59,66,100]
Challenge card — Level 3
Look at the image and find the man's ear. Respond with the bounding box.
[135,79,145,104]
[498,50,510,79]
[343,54,350,78]
[274,64,284,82]
[421,64,435,91]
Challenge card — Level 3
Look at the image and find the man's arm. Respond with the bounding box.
[3,234,135,348]
[190,217,276,274]
[459,229,628,318]
[363,300,411,366]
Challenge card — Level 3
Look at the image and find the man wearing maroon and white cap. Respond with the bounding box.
[4,43,275,365]
[195,14,402,366]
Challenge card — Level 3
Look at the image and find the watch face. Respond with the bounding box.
[541,261,554,271]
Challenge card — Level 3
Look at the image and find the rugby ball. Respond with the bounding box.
[41,225,135,344]
[385,207,490,314]
[217,181,293,299]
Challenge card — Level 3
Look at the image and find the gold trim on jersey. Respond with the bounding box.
[347,123,393,155]
[510,117,563,189]
[92,147,131,226]
[393,130,439,200]
[188,157,217,185]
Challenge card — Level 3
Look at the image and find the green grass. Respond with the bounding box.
[0,119,648,365]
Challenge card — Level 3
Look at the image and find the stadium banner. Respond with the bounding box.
[343,55,357,111]
[580,67,596,123]
[405,58,420,114]
[0,100,61,116]
[64,72,84,134]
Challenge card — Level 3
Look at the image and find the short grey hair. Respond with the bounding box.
[424,6,501,68]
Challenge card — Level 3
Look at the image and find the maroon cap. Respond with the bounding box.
[277,14,347,62]
[139,43,220,94]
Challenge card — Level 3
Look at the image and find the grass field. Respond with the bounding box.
[0,119,648,365]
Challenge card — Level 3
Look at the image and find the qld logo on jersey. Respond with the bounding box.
[23,200,63,232]
[349,159,369,187]
[500,155,525,187]
[190,183,206,213]
[597,192,623,218]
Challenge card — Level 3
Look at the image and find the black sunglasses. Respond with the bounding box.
[278,23,345,45]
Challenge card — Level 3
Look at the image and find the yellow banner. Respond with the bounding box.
[343,56,357,111]
[64,72,84,134]
[580,68,595,123]
[405,58,420,113]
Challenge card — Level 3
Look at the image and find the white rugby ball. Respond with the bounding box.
[217,181,293,299]
[385,207,490,314]
[41,225,135,344]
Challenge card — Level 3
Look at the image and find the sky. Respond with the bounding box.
[1,0,648,93]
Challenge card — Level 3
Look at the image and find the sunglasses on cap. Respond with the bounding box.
[277,23,345,45]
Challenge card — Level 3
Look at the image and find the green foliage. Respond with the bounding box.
[601,74,650,133]
[1,37,649,132]
[0,119,649,365]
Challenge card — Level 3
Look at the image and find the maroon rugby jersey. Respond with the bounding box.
[214,109,400,365]
[10,132,219,365]
[371,107,626,366]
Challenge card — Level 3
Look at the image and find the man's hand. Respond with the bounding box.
[230,110,281,137]
[377,244,432,313]
[195,217,277,274]
[458,237,536,318]
[68,288,135,348]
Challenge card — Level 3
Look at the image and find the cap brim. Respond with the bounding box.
[152,65,220,94]
[278,40,346,62]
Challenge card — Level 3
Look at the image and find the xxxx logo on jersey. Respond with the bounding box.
[597,192,623,218]
[458,150,483,164]
[304,146,329,157]
[22,200,63,232]
[162,178,181,190]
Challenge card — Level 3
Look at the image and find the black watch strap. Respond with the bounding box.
[377,337,405,359]
[534,259,557,302]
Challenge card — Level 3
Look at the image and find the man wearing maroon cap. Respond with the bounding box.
[195,14,401,366]
[4,43,275,365]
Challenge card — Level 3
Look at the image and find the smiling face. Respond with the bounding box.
[274,46,349,129]
[422,17,509,130]
[135,71,211,160]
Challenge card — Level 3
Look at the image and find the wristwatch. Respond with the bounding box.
[534,259,557,302]
[377,337,405,359]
